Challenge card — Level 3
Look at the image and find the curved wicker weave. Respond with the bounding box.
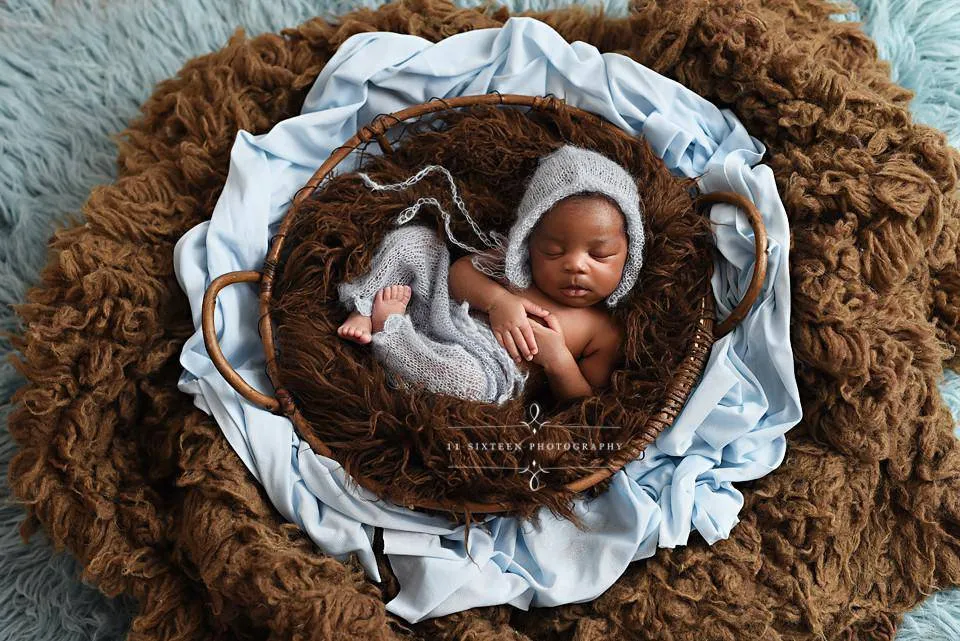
[200,93,768,515]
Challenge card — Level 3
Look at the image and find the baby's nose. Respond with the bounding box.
[563,256,589,272]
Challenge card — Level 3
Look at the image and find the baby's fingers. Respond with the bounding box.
[520,297,551,318]
[521,323,538,358]
[542,313,563,333]
[511,327,532,361]
[502,331,521,363]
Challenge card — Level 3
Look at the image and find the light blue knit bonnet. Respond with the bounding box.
[502,145,645,307]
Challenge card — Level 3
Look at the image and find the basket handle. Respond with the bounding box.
[201,270,281,413]
[694,191,769,339]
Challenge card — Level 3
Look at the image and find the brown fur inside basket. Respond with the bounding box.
[268,104,714,525]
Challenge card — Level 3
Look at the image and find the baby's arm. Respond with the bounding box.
[449,255,551,363]
[448,254,512,313]
[576,323,625,394]
[532,313,622,402]
[541,335,621,402]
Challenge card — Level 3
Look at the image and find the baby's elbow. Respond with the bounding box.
[449,255,475,278]
[448,258,468,297]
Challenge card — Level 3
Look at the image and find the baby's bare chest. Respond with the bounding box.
[518,290,600,361]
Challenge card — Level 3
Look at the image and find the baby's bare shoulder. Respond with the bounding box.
[583,308,624,352]
[584,306,618,329]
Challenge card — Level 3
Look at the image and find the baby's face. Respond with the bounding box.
[528,195,629,308]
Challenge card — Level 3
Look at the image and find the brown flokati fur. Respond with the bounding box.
[270,103,711,526]
[5,0,960,639]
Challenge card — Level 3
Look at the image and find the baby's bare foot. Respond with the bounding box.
[337,310,372,344]
[371,285,412,333]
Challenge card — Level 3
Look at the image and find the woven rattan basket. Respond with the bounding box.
[200,93,767,517]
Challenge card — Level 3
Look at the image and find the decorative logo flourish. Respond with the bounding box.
[445,401,637,491]
[519,401,548,434]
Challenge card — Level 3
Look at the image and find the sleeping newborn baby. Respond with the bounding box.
[337,145,644,403]
[448,146,644,400]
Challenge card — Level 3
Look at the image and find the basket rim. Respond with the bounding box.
[225,92,767,516]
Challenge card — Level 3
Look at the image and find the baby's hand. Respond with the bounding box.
[528,313,570,371]
[487,292,551,364]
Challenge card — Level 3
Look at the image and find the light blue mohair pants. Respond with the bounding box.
[337,224,528,404]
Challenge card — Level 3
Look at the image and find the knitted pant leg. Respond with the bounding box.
[371,313,490,402]
[337,225,444,316]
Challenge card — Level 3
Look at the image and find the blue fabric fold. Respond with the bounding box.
[173,16,802,624]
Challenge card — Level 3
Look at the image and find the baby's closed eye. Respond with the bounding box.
[538,245,619,260]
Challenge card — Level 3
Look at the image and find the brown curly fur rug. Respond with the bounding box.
[7,0,960,639]
[270,103,712,524]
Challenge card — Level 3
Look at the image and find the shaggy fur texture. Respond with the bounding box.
[271,104,711,524]
[6,0,960,639]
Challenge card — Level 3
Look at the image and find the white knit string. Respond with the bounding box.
[356,165,506,256]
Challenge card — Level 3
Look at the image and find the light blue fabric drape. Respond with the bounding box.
[173,16,802,624]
